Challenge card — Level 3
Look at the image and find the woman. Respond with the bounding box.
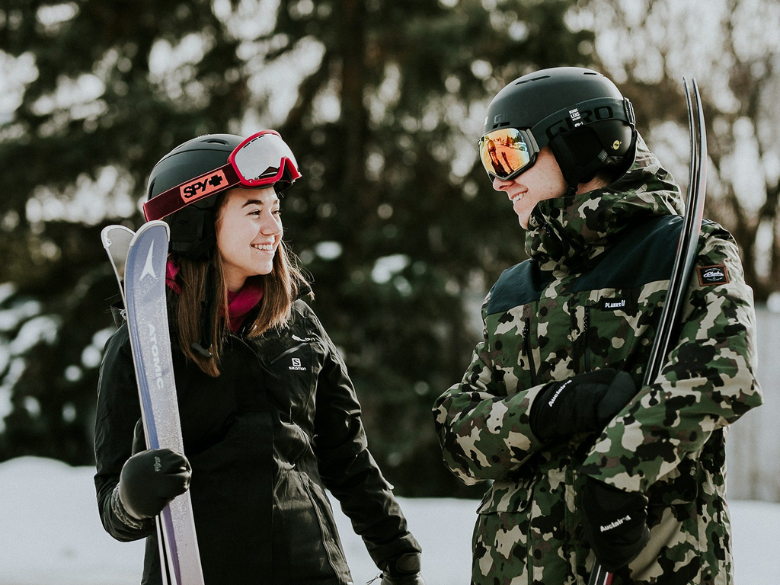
[95,131,424,585]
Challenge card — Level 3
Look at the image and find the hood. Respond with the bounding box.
[525,135,684,271]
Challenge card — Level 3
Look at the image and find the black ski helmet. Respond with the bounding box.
[482,67,637,188]
[146,133,297,259]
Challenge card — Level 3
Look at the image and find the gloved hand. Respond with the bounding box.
[380,552,425,585]
[581,477,650,572]
[117,419,191,520]
[529,369,636,442]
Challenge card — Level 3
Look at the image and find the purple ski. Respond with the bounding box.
[102,221,205,585]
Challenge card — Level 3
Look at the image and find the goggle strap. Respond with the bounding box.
[623,97,636,126]
[143,163,239,221]
[524,130,540,155]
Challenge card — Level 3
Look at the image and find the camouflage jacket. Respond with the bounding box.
[433,139,762,585]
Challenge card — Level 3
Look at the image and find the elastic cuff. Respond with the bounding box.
[521,382,553,447]
[111,484,149,530]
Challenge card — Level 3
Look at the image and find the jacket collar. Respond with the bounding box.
[524,136,684,272]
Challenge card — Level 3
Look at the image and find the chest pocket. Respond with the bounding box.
[581,291,652,375]
[261,335,319,405]
[486,304,541,394]
[269,341,311,368]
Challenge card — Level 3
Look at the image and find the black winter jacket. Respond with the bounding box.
[94,299,420,585]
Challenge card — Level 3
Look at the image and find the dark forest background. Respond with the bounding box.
[2,0,779,497]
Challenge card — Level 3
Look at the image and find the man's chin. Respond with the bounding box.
[517,214,529,229]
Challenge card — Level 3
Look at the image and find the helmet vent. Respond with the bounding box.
[516,75,550,85]
[203,138,229,145]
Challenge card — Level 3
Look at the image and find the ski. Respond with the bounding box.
[588,77,707,585]
[102,224,172,585]
[101,221,205,585]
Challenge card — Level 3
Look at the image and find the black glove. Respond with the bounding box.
[380,553,425,585]
[529,369,636,442]
[117,420,191,520]
[581,477,650,572]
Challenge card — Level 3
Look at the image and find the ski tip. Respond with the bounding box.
[128,220,171,250]
[136,220,171,240]
[101,225,135,250]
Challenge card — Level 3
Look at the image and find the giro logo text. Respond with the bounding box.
[289,357,306,371]
[154,456,162,473]
[179,170,228,203]
[546,105,616,141]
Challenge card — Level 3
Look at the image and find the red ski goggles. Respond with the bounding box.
[143,130,301,221]
[478,128,540,182]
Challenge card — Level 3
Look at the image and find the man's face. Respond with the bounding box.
[491,147,567,229]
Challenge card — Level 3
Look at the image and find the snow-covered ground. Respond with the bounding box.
[0,457,777,584]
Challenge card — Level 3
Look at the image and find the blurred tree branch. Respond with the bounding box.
[580,0,780,300]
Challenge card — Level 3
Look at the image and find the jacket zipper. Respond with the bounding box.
[269,342,308,365]
[228,333,276,376]
[584,306,592,373]
[523,318,538,386]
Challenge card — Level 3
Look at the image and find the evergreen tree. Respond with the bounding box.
[0,0,592,495]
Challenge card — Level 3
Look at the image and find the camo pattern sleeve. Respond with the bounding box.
[432,292,548,486]
[581,222,763,492]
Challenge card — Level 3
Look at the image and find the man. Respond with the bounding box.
[432,67,762,585]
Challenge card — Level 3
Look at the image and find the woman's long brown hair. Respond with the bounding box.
[170,192,309,377]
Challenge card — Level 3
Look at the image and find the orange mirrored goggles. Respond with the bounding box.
[478,128,539,182]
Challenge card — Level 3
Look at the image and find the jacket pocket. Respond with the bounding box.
[262,338,318,411]
[584,306,592,372]
[269,342,309,365]
[647,455,700,505]
[300,473,353,584]
[477,479,533,515]
[522,318,539,386]
[582,293,641,373]
[472,508,533,584]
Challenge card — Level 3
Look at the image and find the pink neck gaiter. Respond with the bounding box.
[166,260,264,333]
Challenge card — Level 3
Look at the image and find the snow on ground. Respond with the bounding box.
[0,457,777,584]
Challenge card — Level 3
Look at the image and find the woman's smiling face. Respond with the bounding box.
[216,186,282,291]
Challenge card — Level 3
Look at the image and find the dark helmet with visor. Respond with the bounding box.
[479,67,637,189]
[145,131,301,259]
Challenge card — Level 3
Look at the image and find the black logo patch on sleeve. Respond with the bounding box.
[697,264,730,286]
